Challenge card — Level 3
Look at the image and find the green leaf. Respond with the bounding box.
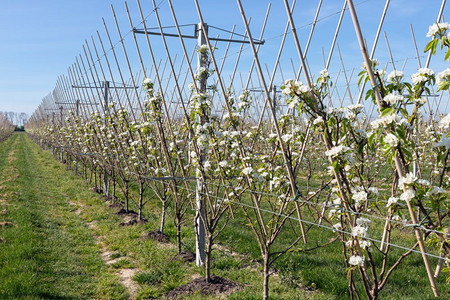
[332,160,339,172]
[424,40,434,53]
[402,147,413,161]
[365,88,374,100]
[424,39,439,55]
[357,141,366,156]
[368,132,376,149]
[381,107,393,117]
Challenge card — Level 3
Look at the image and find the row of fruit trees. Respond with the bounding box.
[24,1,448,298]
[0,114,14,143]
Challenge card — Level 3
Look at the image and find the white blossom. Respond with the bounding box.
[219,160,228,168]
[411,74,427,85]
[384,133,399,147]
[348,255,365,267]
[417,179,430,186]
[436,68,450,90]
[197,44,208,53]
[419,67,434,76]
[268,133,278,140]
[392,214,407,225]
[386,197,399,208]
[352,191,368,207]
[352,225,368,237]
[281,134,293,143]
[242,167,254,176]
[320,69,329,78]
[411,68,434,85]
[439,113,450,130]
[332,198,342,205]
[383,93,404,105]
[426,186,445,196]
[356,217,371,227]
[399,173,417,189]
[400,189,415,202]
[427,22,450,37]
[387,70,404,82]
[282,79,311,95]
[325,145,350,158]
[368,187,379,195]
[370,113,408,129]
[318,69,330,83]
[359,240,372,251]
[414,98,427,105]
[332,223,342,231]
[313,116,324,125]
[347,104,363,111]
[328,209,337,218]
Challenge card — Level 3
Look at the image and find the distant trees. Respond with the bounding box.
[0,111,29,130]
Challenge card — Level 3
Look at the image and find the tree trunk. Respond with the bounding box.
[93,166,97,189]
[103,169,109,198]
[112,171,116,201]
[125,180,129,212]
[263,251,270,300]
[138,181,144,220]
[160,199,166,233]
[205,235,213,283]
[176,217,182,254]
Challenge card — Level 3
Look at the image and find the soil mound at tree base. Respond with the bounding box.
[142,230,170,243]
[166,275,241,299]
[174,251,195,262]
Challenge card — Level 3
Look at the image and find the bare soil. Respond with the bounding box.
[0,221,14,228]
[90,187,102,194]
[117,268,139,298]
[165,275,241,299]
[173,251,195,263]
[115,208,137,216]
[142,230,170,243]
[119,215,147,227]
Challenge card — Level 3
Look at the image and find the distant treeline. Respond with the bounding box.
[0,111,29,130]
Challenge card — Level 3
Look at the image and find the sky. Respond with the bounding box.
[0,0,448,117]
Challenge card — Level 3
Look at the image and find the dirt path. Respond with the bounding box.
[69,200,141,299]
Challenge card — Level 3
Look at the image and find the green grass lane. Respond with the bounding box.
[0,133,127,299]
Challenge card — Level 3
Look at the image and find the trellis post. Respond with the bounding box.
[195,22,207,267]
[103,80,110,198]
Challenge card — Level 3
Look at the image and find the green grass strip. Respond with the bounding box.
[0,133,127,299]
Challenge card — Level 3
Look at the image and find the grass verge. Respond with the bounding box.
[0,133,127,299]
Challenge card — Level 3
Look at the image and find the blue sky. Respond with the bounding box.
[0,0,448,116]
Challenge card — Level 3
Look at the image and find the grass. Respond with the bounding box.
[1,132,448,299]
[110,258,135,269]
[0,133,126,299]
